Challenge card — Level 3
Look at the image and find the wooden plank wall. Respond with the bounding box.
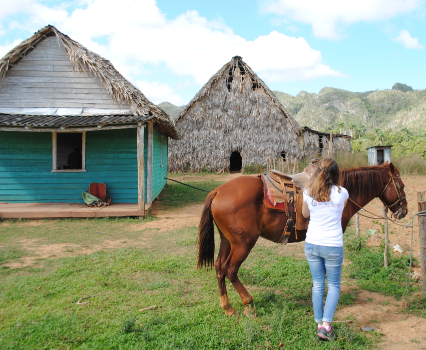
[0,36,129,110]
[152,128,168,200]
[0,129,142,203]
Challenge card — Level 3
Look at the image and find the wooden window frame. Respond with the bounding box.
[51,131,86,172]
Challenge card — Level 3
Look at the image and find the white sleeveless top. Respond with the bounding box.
[303,185,349,247]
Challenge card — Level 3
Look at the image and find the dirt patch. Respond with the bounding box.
[336,287,426,349]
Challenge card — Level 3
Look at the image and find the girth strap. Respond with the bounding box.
[277,190,295,244]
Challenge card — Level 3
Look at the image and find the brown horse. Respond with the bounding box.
[197,162,408,317]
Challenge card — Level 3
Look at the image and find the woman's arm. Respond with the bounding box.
[302,200,310,218]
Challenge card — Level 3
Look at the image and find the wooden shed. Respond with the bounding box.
[0,25,179,215]
[367,145,392,165]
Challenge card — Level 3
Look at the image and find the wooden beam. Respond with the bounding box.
[52,132,57,171]
[417,191,426,292]
[0,124,139,132]
[82,131,86,171]
[147,121,153,204]
[137,125,145,216]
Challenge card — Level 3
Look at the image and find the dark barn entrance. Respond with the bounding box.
[230,151,242,172]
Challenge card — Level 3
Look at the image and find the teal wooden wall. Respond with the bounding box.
[152,128,168,200]
[0,127,168,203]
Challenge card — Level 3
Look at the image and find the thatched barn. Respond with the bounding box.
[169,56,303,172]
[169,56,351,172]
[0,25,179,213]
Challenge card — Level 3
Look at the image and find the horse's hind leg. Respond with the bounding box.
[223,243,258,318]
[215,231,236,316]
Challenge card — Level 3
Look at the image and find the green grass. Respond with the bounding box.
[158,180,224,207]
[0,220,375,349]
[343,229,421,300]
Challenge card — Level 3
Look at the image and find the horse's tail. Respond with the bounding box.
[197,190,217,269]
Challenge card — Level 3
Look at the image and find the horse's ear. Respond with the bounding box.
[389,162,395,172]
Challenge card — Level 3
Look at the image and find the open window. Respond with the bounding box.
[52,132,86,172]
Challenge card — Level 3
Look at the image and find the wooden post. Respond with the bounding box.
[383,206,389,268]
[147,121,153,204]
[417,191,426,292]
[355,213,360,238]
[137,125,145,217]
[52,132,57,170]
[329,132,333,157]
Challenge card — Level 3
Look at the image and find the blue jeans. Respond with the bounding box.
[304,242,344,324]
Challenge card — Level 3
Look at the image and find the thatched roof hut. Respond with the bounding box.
[0,25,179,214]
[169,56,303,172]
[0,25,178,138]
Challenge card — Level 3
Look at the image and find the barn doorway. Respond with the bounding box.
[230,151,242,172]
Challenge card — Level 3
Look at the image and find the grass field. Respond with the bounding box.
[0,179,424,349]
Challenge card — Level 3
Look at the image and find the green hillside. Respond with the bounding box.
[274,86,426,134]
[157,102,185,119]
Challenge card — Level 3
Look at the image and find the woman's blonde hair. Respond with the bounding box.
[308,158,340,202]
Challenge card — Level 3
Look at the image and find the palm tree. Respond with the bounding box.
[347,122,356,137]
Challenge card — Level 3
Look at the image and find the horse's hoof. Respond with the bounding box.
[225,307,237,316]
[244,305,256,318]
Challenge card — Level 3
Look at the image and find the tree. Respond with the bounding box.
[392,83,413,93]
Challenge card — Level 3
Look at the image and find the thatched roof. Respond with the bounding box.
[0,25,179,139]
[175,56,300,135]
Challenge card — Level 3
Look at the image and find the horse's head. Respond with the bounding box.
[381,162,408,219]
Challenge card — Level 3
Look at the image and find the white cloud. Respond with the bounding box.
[395,29,424,49]
[0,0,345,103]
[262,0,419,39]
[0,39,23,58]
[135,80,185,105]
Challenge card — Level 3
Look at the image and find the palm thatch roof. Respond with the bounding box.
[175,56,300,134]
[0,25,179,139]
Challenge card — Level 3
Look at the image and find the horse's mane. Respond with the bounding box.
[340,163,392,196]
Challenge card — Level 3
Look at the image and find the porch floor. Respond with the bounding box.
[0,203,151,219]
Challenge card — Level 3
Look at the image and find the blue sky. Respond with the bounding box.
[0,0,425,105]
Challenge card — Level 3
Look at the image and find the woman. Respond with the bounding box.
[302,158,348,341]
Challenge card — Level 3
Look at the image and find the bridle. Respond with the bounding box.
[380,171,406,217]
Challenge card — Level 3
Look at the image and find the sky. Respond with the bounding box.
[0,0,425,105]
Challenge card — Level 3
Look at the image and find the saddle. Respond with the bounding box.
[260,172,310,245]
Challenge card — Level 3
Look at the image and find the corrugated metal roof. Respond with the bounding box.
[0,113,151,128]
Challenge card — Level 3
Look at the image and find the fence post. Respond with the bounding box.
[383,206,389,268]
[417,191,426,292]
[355,213,360,238]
